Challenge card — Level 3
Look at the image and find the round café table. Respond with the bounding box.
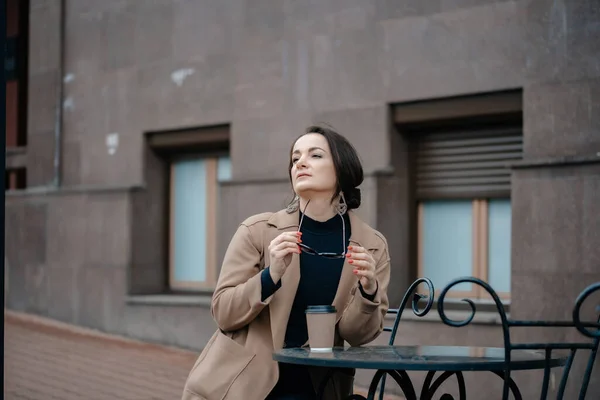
[273,345,567,400]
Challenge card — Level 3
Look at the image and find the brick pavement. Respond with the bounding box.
[5,311,402,400]
[5,311,198,400]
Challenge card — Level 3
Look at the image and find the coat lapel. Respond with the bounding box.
[267,211,301,350]
[269,252,300,350]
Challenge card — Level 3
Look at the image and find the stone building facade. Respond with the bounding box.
[5,0,599,397]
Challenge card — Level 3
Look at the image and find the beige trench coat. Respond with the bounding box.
[181,209,391,400]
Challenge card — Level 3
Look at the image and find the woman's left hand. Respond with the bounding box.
[347,245,377,295]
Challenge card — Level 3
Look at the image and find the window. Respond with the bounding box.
[414,124,521,300]
[169,154,231,290]
[133,124,231,295]
[145,123,231,292]
[393,91,523,301]
[419,198,512,300]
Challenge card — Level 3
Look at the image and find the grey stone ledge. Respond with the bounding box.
[5,184,143,197]
[6,146,27,156]
[5,166,394,196]
[511,154,600,169]
[125,294,506,320]
[126,294,213,307]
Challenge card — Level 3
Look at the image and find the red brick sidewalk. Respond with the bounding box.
[5,311,402,400]
[5,311,197,400]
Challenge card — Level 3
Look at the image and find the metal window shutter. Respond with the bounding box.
[416,126,522,199]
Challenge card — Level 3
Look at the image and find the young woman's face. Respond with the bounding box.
[290,133,337,198]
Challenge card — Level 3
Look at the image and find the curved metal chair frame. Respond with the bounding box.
[372,277,600,400]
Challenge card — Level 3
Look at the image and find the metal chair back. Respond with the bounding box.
[376,277,600,400]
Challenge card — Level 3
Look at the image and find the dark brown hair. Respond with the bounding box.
[288,123,364,210]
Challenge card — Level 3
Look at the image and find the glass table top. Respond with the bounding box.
[273,345,567,371]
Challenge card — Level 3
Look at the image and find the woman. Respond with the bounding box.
[182,124,391,400]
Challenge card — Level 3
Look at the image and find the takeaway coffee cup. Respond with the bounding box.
[305,305,337,352]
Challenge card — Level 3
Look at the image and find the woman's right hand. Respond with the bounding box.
[268,231,302,284]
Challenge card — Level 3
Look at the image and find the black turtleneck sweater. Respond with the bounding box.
[260,212,376,398]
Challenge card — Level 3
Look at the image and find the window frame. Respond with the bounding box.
[167,151,230,291]
[135,124,231,296]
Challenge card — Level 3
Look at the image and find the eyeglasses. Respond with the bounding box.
[297,200,346,259]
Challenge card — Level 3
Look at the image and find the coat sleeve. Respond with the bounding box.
[211,223,272,332]
[337,240,391,346]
